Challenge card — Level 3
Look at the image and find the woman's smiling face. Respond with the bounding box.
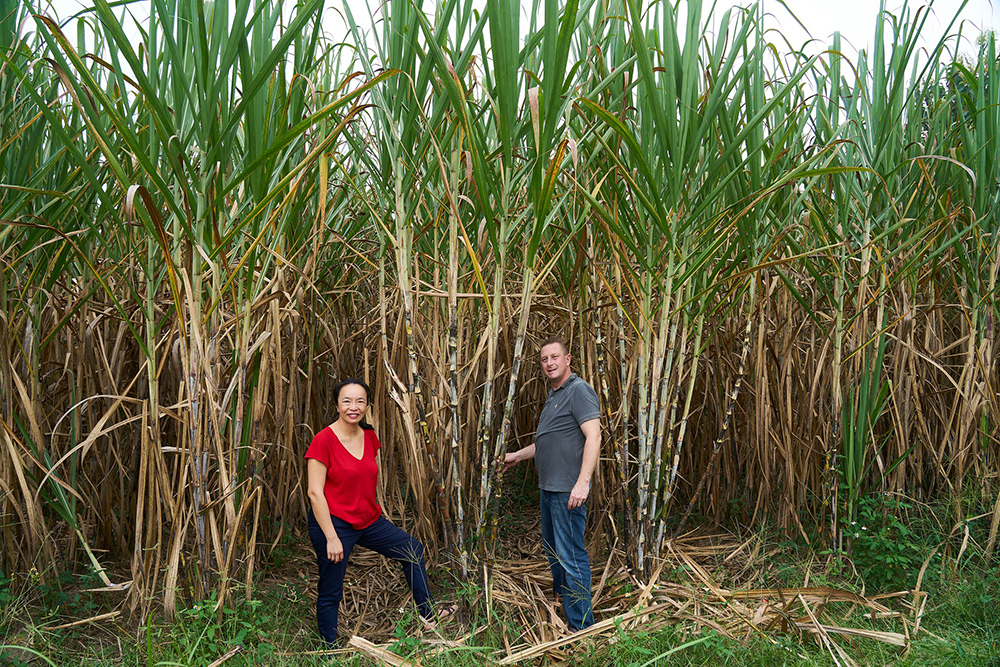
[336,383,369,424]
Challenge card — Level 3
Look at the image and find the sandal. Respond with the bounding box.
[421,602,457,631]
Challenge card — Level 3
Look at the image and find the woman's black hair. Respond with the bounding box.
[332,378,375,430]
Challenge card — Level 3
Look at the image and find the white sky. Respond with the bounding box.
[750,0,997,57]
[32,0,1000,63]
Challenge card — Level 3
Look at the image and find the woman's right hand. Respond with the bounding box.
[326,535,344,562]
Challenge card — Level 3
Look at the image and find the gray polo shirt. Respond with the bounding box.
[534,373,601,492]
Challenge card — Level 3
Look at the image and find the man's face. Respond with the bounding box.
[539,343,572,387]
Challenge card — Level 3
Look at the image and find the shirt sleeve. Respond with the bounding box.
[571,381,601,425]
[370,429,382,455]
[304,429,332,467]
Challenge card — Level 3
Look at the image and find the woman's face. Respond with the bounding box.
[336,383,369,425]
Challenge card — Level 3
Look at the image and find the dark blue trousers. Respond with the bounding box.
[308,510,433,644]
[540,490,594,630]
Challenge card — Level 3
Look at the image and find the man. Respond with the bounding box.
[504,335,601,631]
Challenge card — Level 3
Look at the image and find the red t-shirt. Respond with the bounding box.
[304,426,382,529]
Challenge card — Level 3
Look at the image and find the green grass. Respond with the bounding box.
[2,520,997,667]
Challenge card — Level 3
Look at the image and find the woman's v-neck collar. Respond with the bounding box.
[328,425,365,461]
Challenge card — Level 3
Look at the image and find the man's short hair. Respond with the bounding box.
[539,335,569,355]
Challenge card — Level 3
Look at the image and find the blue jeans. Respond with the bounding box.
[308,510,433,644]
[539,490,594,630]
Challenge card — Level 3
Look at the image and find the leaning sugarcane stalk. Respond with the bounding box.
[655,307,690,553]
[828,219,846,546]
[488,262,535,553]
[394,159,449,542]
[638,276,672,570]
[588,218,629,556]
[474,269,500,544]
[662,297,703,514]
[475,214,508,555]
[951,291,979,503]
[206,272,238,609]
[649,279,684,548]
[674,289,756,538]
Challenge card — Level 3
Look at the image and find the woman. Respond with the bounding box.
[305,378,446,644]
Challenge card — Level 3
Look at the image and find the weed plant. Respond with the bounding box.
[844,494,927,593]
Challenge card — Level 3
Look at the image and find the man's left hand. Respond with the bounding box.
[568,480,590,509]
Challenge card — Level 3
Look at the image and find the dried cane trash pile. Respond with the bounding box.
[305,530,927,666]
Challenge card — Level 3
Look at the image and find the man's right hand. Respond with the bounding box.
[502,451,520,473]
[502,443,535,472]
[326,535,344,562]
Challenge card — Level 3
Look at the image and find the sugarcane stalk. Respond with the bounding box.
[488,263,535,554]
[448,149,468,579]
[476,215,508,555]
[674,287,755,538]
[589,218,628,555]
[635,271,653,571]
[825,33,847,539]
[186,236,209,596]
[616,262,631,563]
[664,290,699,494]
[0,238,13,569]
[639,277,671,568]
[395,159,448,540]
[656,302,694,553]
[649,279,684,548]
[131,236,166,614]
[984,232,1000,558]
[207,267,236,593]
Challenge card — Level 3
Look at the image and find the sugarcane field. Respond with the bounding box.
[1,0,999,663]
